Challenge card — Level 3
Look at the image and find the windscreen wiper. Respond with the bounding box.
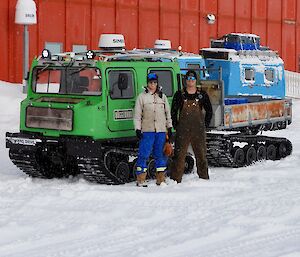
[37,63,51,75]
[69,64,90,75]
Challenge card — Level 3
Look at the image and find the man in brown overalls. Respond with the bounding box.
[170,70,212,183]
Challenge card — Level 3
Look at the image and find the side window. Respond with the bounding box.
[265,69,274,82]
[187,64,200,70]
[245,68,255,81]
[149,70,173,97]
[109,70,134,99]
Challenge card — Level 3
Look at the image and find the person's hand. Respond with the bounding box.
[172,121,177,131]
[136,129,143,140]
[167,128,172,141]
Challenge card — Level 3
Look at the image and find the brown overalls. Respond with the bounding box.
[170,97,209,182]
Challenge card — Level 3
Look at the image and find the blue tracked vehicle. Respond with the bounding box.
[134,36,293,167]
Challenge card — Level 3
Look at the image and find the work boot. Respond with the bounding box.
[156,172,166,185]
[198,168,209,180]
[136,172,147,187]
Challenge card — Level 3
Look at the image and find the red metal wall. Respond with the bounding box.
[0,0,9,81]
[1,0,300,82]
[252,0,267,45]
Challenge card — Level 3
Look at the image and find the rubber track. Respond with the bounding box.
[8,135,292,184]
[77,148,138,185]
[9,150,46,178]
[77,156,123,185]
[206,133,293,167]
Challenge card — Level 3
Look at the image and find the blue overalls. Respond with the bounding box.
[135,132,167,175]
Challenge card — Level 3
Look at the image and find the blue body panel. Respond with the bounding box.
[204,55,285,99]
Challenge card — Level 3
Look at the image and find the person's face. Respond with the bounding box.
[186,75,196,87]
[147,80,158,91]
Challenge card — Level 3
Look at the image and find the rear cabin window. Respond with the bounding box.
[265,69,274,82]
[109,70,134,99]
[201,50,229,60]
[187,64,200,70]
[149,70,173,97]
[226,35,239,43]
[244,68,255,81]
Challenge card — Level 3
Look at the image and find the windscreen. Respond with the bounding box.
[32,67,102,95]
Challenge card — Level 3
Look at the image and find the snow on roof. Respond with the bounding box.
[201,47,237,53]
[201,48,283,65]
[228,33,260,37]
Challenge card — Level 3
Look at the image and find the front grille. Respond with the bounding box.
[26,107,73,131]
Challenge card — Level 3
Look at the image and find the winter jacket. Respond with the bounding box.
[134,89,172,132]
[171,88,213,129]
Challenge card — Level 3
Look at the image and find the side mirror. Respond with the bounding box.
[118,73,128,90]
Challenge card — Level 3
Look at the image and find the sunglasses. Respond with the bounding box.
[186,76,196,81]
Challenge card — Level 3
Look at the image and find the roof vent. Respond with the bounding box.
[154,39,172,50]
[98,34,126,49]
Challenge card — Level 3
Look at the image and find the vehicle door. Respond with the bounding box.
[106,69,136,131]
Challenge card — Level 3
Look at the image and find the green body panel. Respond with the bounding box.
[20,58,181,140]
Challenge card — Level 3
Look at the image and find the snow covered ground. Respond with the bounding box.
[0,81,299,257]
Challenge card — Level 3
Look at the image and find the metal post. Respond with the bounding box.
[23,24,29,93]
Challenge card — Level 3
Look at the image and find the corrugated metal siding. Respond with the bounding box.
[138,0,160,48]
[116,0,138,49]
[66,0,91,52]
[160,0,180,48]
[91,0,116,49]
[2,0,300,82]
[38,0,65,46]
[298,0,300,72]
[267,0,282,56]
[199,0,218,47]
[235,0,251,33]
[217,0,235,36]
[282,0,297,71]
[180,0,200,53]
[252,0,267,45]
[0,0,9,81]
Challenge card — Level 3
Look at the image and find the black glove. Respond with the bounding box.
[167,128,172,141]
[136,129,143,140]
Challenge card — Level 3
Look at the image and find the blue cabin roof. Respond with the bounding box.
[211,33,261,51]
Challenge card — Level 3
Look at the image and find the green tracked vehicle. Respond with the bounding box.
[5,46,192,184]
